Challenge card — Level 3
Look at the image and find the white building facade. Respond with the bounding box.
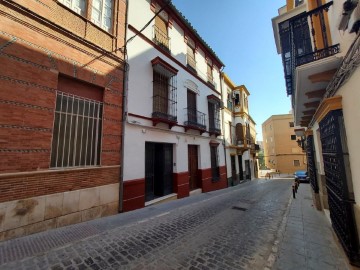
[273,0,360,265]
[221,73,259,186]
[122,0,227,211]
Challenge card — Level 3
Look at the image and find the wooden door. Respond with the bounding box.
[187,90,197,123]
[188,145,200,190]
[231,155,236,185]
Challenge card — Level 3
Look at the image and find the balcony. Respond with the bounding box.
[277,1,339,96]
[153,25,170,52]
[152,95,177,128]
[184,108,206,134]
[296,44,340,67]
[209,118,221,136]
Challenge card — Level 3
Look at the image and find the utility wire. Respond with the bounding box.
[119,0,172,52]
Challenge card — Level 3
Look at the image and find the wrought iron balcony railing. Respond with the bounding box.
[184,107,206,132]
[153,25,170,52]
[152,95,177,123]
[209,118,221,136]
[296,44,340,66]
[279,1,339,96]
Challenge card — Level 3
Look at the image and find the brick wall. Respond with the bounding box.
[0,1,125,202]
[0,166,120,204]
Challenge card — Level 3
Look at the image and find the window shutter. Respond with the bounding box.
[155,15,167,35]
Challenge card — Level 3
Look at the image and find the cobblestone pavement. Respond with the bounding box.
[0,179,293,270]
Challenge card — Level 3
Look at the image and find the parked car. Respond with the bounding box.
[294,170,309,183]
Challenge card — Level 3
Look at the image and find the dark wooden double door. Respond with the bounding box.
[188,145,200,190]
[145,142,173,201]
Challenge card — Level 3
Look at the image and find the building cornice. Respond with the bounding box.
[313,96,342,123]
[128,24,221,96]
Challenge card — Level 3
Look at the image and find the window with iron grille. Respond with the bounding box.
[91,0,113,31]
[294,160,300,166]
[51,92,103,168]
[152,70,177,122]
[210,145,220,180]
[208,101,220,135]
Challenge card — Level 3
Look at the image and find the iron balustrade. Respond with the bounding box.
[296,44,340,66]
[153,25,170,52]
[278,1,338,96]
[152,95,177,123]
[209,118,221,135]
[184,107,206,131]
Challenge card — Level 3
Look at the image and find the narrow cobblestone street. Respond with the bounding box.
[0,179,293,270]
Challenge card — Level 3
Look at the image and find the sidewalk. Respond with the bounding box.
[273,183,354,270]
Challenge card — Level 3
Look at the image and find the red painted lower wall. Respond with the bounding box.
[174,172,189,198]
[122,178,145,212]
[200,166,227,193]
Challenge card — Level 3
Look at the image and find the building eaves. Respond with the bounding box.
[168,1,225,68]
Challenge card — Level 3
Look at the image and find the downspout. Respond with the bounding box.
[219,69,228,187]
[119,0,130,213]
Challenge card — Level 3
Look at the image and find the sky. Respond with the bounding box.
[171,0,292,141]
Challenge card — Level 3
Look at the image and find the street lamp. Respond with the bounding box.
[294,128,306,151]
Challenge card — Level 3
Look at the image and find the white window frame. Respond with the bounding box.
[58,0,86,15]
[91,0,113,32]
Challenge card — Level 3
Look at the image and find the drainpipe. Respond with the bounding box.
[219,69,228,187]
[119,0,130,213]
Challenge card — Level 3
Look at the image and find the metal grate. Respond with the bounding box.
[320,109,360,265]
[306,135,319,193]
[51,91,103,168]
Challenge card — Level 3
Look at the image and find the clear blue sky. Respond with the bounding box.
[171,0,292,141]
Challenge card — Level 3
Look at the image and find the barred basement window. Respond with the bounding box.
[51,92,103,168]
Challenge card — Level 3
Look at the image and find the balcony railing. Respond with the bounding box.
[296,44,340,66]
[209,118,221,136]
[152,95,177,125]
[153,25,170,52]
[279,1,338,96]
[184,108,206,132]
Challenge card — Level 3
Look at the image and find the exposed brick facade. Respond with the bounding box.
[0,0,126,238]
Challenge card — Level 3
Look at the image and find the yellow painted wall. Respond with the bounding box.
[262,114,307,173]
